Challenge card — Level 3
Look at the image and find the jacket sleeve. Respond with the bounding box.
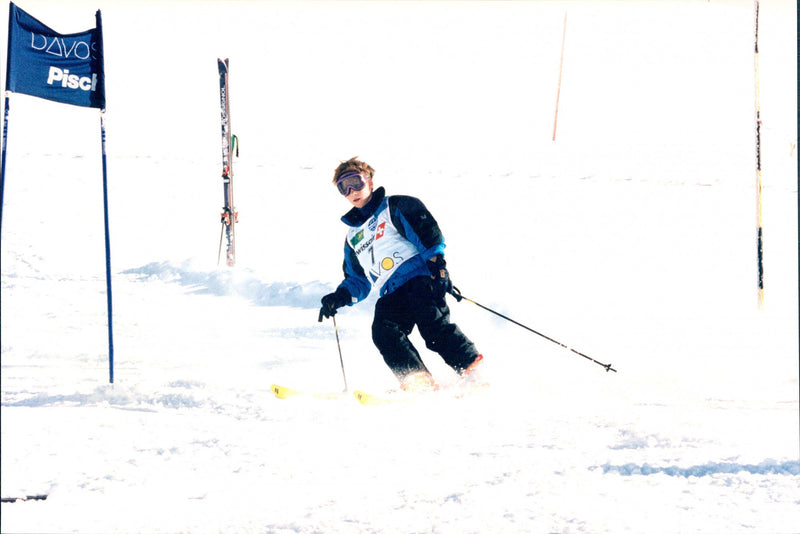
[338,238,371,303]
[388,195,446,261]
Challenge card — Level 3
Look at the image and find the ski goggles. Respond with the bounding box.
[335,171,367,196]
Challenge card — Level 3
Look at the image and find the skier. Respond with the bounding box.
[319,157,484,392]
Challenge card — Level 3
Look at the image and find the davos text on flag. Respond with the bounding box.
[5,2,105,109]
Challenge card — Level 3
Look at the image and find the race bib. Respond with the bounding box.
[347,207,418,290]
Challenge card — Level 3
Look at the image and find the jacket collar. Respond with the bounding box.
[341,186,386,227]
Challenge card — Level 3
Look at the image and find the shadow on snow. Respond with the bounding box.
[596,460,800,477]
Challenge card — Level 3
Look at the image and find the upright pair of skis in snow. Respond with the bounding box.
[217,58,237,267]
[270,383,487,406]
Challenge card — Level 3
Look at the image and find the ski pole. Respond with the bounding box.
[332,315,349,391]
[318,310,347,393]
[449,287,617,373]
[318,308,350,391]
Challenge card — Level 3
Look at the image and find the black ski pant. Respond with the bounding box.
[372,276,479,380]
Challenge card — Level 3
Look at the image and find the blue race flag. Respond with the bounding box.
[5,2,105,109]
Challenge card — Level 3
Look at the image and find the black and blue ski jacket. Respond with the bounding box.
[336,187,446,303]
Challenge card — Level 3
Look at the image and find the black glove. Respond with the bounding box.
[427,255,453,300]
[319,287,352,321]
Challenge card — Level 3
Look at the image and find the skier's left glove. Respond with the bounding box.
[427,255,453,300]
[319,287,352,321]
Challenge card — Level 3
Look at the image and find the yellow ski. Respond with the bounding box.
[354,382,490,405]
[270,384,342,400]
[353,390,405,406]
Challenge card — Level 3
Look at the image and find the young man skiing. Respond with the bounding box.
[319,157,483,392]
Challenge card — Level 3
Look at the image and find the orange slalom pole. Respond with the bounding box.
[552,10,568,141]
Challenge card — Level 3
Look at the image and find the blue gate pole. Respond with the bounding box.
[100,109,114,383]
[1,94,10,238]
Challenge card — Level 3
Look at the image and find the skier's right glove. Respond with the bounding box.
[319,287,352,321]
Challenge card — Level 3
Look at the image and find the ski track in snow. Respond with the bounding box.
[122,261,332,310]
[2,251,798,533]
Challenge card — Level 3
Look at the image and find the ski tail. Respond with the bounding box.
[270,384,343,400]
[271,384,301,399]
[217,58,237,267]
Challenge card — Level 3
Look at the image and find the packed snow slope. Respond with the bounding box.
[1,1,798,533]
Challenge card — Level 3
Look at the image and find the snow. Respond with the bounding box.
[1,0,798,532]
